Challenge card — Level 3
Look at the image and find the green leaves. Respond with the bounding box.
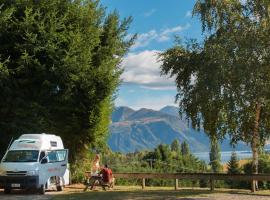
[227,151,241,174]
[0,0,133,165]
[161,0,270,179]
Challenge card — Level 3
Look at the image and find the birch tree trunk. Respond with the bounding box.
[251,102,261,192]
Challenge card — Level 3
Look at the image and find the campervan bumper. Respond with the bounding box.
[0,175,39,189]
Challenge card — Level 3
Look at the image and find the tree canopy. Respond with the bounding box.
[0,0,134,163]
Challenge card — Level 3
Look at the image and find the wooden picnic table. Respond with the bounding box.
[84,171,114,191]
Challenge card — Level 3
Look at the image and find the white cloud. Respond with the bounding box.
[161,26,186,35]
[157,24,190,42]
[140,85,176,91]
[185,10,192,18]
[121,50,175,89]
[114,97,129,108]
[144,9,157,17]
[131,30,158,49]
[157,35,170,42]
[115,94,177,110]
[129,96,177,110]
[131,24,190,50]
[128,89,135,93]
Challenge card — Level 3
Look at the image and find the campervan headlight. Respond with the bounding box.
[26,170,39,176]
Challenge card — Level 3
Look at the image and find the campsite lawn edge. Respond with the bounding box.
[50,185,270,200]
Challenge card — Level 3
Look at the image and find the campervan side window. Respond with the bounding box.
[47,150,67,163]
[50,141,57,147]
[47,151,58,162]
[56,150,66,162]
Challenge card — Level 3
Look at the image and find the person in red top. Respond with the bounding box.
[100,164,114,189]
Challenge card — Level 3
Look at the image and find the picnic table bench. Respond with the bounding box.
[83,171,114,191]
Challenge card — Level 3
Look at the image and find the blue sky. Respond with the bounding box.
[100,0,202,110]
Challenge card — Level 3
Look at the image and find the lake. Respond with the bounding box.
[193,151,253,163]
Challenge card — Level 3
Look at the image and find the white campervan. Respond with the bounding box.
[0,133,69,194]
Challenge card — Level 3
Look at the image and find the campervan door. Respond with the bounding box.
[39,149,68,187]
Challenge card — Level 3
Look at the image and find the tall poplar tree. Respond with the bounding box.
[0,0,134,167]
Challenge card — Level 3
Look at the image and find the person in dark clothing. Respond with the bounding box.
[100,164,114,189]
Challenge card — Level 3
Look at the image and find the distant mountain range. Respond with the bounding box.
[108,106,251,153]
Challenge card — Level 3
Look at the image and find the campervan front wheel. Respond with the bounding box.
[39,184,45,195]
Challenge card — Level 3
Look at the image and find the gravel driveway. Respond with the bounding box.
[204,193,270,200]
[178,193,270,200]
[0,189,52,200]
[0,194,51,200]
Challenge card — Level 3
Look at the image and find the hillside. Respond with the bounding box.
[111,107,135,122]
[108,106,250,153]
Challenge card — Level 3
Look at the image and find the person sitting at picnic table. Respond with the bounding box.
[91,154,100,175]
[99,164,114,189]
[84,154,101,191]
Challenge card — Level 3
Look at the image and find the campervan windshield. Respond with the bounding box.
[3,150,39,162]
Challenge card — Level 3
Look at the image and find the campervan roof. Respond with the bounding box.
[9,133,64,151]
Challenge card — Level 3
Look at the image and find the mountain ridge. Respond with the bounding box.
[108,106,250,153]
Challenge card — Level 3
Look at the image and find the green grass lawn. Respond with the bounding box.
[52,191,204,200]
[51,186,214,200]
[51,185,270,200]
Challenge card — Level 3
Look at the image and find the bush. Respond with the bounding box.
[241,154,270,189]
[226,152,243,188]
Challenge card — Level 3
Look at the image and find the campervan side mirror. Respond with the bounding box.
[41,157,48,164]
